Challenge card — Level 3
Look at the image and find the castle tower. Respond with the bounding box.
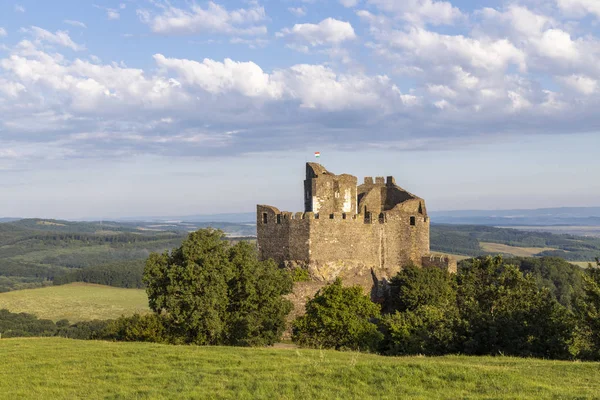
[304,163,357,214]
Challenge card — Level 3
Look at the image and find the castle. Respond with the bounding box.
[257,163,455,293]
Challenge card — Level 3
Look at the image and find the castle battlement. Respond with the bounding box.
[257,162,442,279]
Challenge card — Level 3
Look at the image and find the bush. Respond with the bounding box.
[380,265,462,355]
[379,305,462,356]
[102,314,170,343]
[292,278,382,351]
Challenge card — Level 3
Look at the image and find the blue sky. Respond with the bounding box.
[0,0,599,219]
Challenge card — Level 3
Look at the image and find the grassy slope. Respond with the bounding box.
[0,283,149,322]
[1,338,599,399]
[479,242,557,257]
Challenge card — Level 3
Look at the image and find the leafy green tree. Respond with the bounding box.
[379,305,462,356]
[143,229,292,346]
[379,265,462,355]
[292,278,382,351]
[384,264,456,313]
[457,256,574,359]
[226,242,293,346]
[574,260,600,359]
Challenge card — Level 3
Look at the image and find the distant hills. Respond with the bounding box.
[429,207,600,226]
[114,213,256,224]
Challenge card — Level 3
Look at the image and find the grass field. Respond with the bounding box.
[479,242,557,257]
[1,338,599,399]
[0,283,149,322]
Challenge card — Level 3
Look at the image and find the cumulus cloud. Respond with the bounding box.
[556,0,600,18]
[277,18,356,47]
[138,1,267,36]
[21,26,85,51]
[368,0,463,25]
[0,28,7,37]
[14,4,25,13]
[558,74,598,94]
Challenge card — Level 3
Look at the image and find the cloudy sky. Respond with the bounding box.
[0,0,599,219]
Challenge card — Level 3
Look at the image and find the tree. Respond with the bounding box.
[384,264,456,313]
[456,256,574,359]
[292,278,382,351]
[143,229,293,346]
[575,260,600,359]
[226,241,293,346]
[379,265,462,356]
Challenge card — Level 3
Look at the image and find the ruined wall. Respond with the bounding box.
[258,206,430,283]
[257,206,310,265]
[304,163,357,215]
[422,255,458,274]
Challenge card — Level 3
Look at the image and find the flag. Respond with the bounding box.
[315,152,321,158]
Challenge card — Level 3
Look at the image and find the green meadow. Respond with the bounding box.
[1,338,599,399]
[0,283,149,322]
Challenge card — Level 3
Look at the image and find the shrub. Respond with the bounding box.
[292,278,382,351]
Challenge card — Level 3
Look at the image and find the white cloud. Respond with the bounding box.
[368,0,463,25]
[386,27,527,74]
[0,28,7,38]
[277,18,356,47]
[154,54,284,98]
[138,2,267,36]
[556,0,600,18]
[107,9,121,20]
[559,74,598,94]
[14,4,25,13]
[64,20,87,29]
[21,26,85,51]
[340,0,360,7]
[288,7,306,17]
[276,64,411,110]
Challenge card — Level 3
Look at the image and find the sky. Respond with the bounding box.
[0,0,599,219]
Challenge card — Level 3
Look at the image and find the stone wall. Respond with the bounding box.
[257,206,431,283]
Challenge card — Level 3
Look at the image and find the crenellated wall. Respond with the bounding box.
[257,204,431,281]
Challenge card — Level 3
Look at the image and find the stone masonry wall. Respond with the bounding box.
[257,206,430,284]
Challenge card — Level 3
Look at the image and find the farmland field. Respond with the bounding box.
[0,283,149,322]
[479,242,557,257]
[1,338,599,399]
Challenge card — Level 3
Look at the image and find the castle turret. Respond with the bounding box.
[304,163,357,215]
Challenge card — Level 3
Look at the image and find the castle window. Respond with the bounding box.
[410,216,416,226]
[342,213,347,220]
[364,212,371,224]
[262,213,268,224]
[277,214,282,224]
[330,214,334,219]
[379,213,385,223]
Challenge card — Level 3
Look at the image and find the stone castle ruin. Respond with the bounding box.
[257,163,455,301]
